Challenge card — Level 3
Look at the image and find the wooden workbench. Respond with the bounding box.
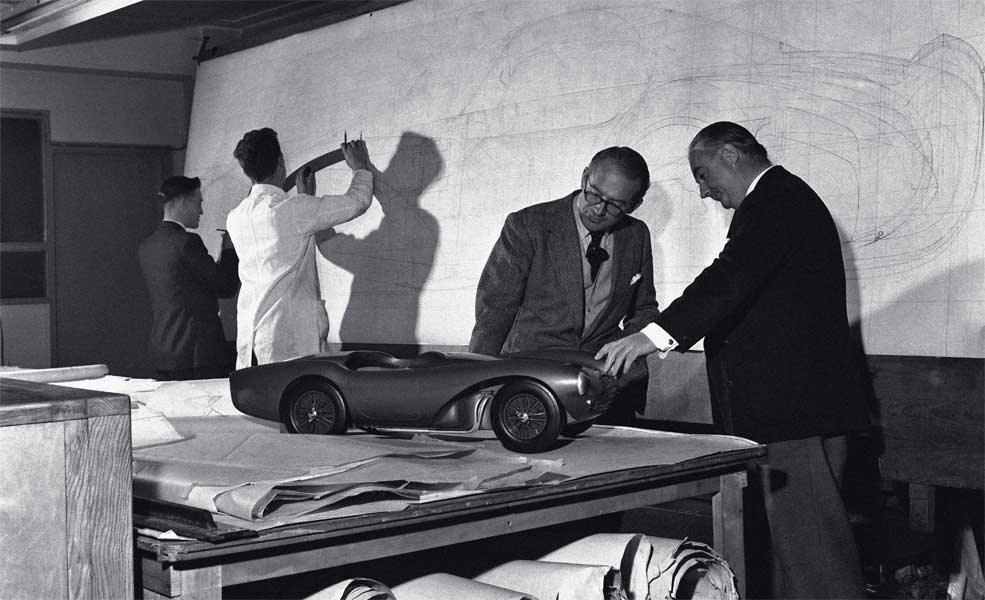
[137,438,764,599]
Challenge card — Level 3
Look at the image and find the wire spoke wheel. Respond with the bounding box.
[291,389,338,434]
[502,393,549,440]
[491,380,563,453]
[282,379,348,435]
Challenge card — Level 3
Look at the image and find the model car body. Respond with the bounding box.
[229,349,617,453]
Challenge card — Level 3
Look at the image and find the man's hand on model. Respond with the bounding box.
[595,332,658,376]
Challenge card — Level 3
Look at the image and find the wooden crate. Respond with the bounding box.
[0,378,132,600]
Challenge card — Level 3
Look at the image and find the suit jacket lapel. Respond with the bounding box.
[548,194,585,332]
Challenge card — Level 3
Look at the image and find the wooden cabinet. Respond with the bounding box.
[0,378,132,600]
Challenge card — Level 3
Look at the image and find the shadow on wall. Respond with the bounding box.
[318,132,443,354]
[840,223,984,517]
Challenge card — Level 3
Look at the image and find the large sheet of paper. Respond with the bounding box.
[133,429,565,529]
[186,0,984,358]
[130,418,755,529]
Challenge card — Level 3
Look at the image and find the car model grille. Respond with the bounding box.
[589,374,619,413]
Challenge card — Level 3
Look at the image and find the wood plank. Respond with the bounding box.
[713,471,747,598]
[65,414,133,600]
[0,364,108,384]
[908,483,935,534]
[141,559,221,600]
[869,355,984,489]
[0,421,68,600]
[0,378,129,426]
[216,477,722,588]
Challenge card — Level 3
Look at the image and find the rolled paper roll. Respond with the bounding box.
[540,533,651,600]
[393,573,537,600]
[476,560,617,600]
[303,577,394,600]
[0,364,109,383]
[538,533,739,600]
[649,539,738,600]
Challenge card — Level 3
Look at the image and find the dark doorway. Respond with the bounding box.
[52,145,168,377]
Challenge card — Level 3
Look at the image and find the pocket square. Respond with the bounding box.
[629,273,642,285]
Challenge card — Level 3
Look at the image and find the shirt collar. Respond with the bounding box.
[162,218,186,231]
[745,164,777,198]
[250,183,288,199]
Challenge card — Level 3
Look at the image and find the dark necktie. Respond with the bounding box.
[586,231,609,283]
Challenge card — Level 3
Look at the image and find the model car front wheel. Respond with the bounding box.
[282,378,348,435]
[491,380,563,454]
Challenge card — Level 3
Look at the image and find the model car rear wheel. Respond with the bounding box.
[282,378,348,435]
[491,380,563,453]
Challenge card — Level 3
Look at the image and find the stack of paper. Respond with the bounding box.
[133,431,564,529]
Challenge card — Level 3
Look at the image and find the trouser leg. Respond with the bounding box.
[756,435,866,599]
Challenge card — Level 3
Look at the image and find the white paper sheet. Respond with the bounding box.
[476,560,618,600]
[393,573,536,600]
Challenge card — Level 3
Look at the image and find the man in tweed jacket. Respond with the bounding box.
[470,147,660,424]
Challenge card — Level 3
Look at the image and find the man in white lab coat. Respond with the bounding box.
[227,128,373,368]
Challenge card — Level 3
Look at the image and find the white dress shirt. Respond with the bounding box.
[641,165,776,357]
[226,170,373,368]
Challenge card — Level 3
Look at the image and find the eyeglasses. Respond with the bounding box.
[582,182,631,216]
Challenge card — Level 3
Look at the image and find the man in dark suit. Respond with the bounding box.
[470,146,661,424]
[597,122,869,598]
[139,176,240,380]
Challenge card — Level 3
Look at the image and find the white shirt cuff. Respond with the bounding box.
[641,322,679,359]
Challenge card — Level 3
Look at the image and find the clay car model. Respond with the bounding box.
[229,349,617,453]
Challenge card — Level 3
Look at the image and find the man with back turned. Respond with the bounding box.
[226,128,374,368]
[139,176,239,380]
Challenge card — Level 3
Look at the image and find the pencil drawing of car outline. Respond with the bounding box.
[228,349,617,454]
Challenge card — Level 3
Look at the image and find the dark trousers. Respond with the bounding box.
[155,365,230,381]
[745,434,866,599]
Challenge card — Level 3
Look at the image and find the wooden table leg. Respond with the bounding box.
[713,470,748,598]
[141,557,221,600]
[908,483,936,533]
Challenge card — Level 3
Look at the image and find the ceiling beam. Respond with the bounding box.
[1,0,141,47]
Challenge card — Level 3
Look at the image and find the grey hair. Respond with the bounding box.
[689,122,769,161]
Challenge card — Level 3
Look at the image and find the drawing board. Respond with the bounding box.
[187,0,985,357]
